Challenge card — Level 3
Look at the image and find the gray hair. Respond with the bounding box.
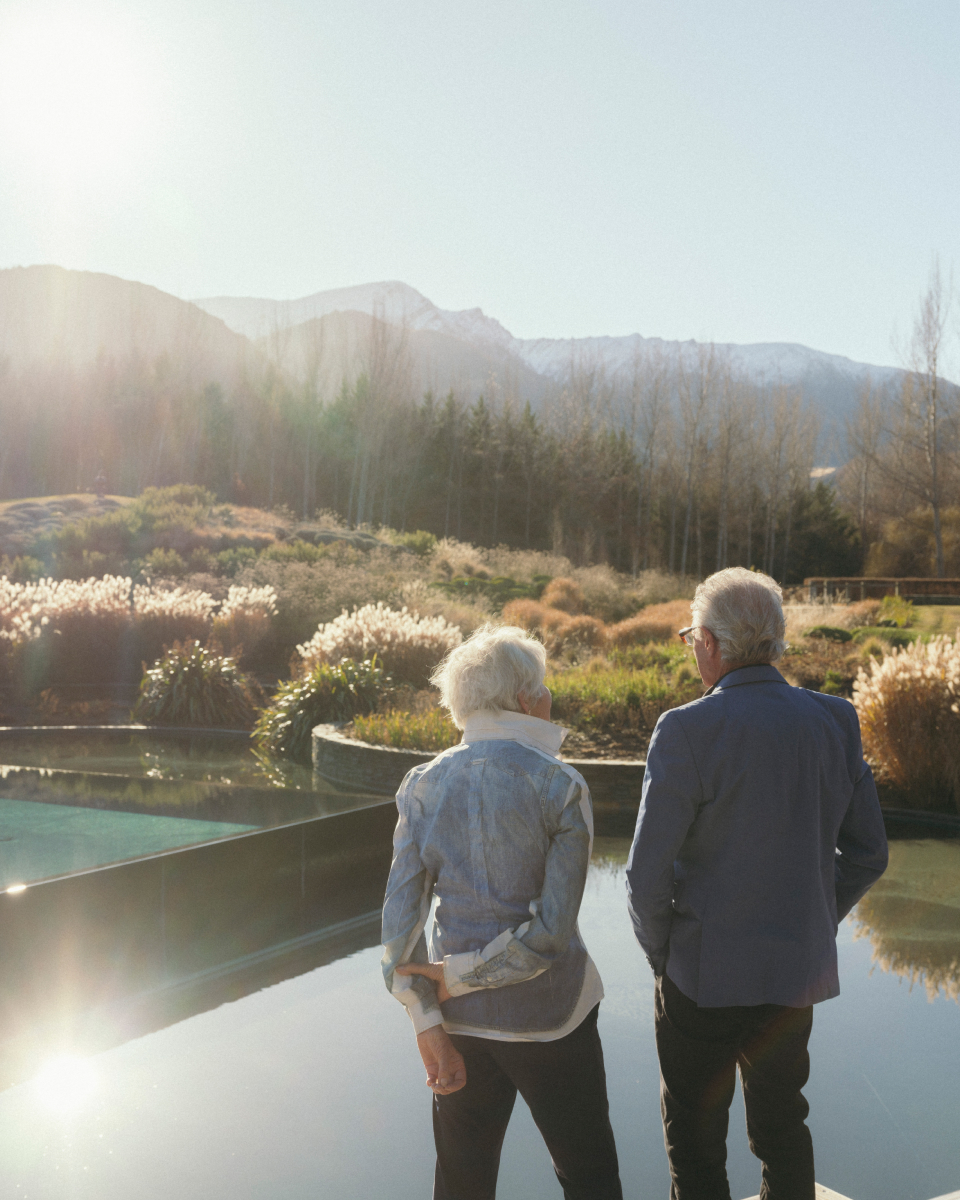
[692,567,786,665]
[431,624,547,728]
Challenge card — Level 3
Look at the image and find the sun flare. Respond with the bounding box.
[0,10,153,179]
[33,1054,98,1113]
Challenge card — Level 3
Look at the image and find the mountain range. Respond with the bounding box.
[0,265,908,438]
[195,279,904,424]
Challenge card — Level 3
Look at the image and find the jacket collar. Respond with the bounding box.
[462,709,569,759]
[705,663,789,696]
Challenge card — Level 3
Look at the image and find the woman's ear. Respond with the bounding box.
[516,691,530,714]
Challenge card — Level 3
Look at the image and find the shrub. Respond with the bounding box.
[876,596,914,628]
[432,574,550,613]
[803,626,853,643]
[607,600,692,648]
[297,602,462,687]
[552,614,607,654]
[853,636,960,810]
[541,577,585,614]
[350,708,460,752]
[0,555,43,583]
[501,598,548,631]
[145,547,188,577]
[216,546,258,576]
[548,659,701,738]
[254,657,387,763]
[851,627,918,648]
[210,584,279,666]
[568,565,642,623]
[379,528,438,557]
[261,539,330,565]
[132,641,262,729]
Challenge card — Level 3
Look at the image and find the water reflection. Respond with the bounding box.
[0,729,319,791]
[853,839,960,1003]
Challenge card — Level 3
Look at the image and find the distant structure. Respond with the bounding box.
[93,469,108,498]
[806,577,960,603]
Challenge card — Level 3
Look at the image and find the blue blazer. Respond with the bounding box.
[626,664,888,1008]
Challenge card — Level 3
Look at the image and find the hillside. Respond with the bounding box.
[196,279,909,427]
[0,265,249,382]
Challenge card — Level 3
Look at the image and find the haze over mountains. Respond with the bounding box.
[0,265,909,435]
[195,279,904,425]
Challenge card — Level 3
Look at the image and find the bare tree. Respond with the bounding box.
[887,259,954,575]
[842,376,885,556]
[677,344,715,576]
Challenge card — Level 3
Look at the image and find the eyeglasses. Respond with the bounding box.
[678,626,697,646]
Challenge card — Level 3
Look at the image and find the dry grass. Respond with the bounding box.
[541,577,586,614]
[783,600,880,640]
[297,602,462,688]
[349,708,460,752]
[607,600,692,648]
[853,636,960,810]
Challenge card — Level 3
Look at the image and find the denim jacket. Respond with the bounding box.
[381,711,603,1041]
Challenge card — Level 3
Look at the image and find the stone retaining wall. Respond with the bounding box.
[311,724,647,832]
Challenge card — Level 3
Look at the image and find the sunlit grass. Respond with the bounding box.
[351,708,460,752]
[548,649,701,735]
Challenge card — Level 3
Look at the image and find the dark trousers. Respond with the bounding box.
[432,1005,623,1200]
[655,973,815,1200]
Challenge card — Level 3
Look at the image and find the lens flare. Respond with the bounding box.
[0,9,155,180]
[33,1054,97,1113]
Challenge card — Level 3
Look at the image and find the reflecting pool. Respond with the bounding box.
[0,728,315,789]
[0,730,384,885]
[0,838,957,1200]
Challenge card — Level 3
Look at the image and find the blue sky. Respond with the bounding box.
[0,0,957,367]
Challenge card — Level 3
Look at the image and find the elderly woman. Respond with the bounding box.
[381,624,622,1200]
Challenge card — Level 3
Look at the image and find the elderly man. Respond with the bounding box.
[626,567,887,1200]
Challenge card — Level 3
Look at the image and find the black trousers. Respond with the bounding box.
[655,973,815,1200]
[432,1005,623,1200]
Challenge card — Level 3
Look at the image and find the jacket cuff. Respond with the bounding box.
[443,951,482,998]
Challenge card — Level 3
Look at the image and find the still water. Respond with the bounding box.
[0,838,957,1200]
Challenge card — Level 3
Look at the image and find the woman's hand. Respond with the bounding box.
[396,961,452,1003]
[416,1026,466,1094]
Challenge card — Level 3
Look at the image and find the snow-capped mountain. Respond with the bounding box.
[194,281,904,417]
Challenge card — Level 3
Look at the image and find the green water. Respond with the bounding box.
[0,797,256,887]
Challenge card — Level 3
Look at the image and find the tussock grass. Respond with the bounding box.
[350,708,460,752]
[132,641,263,730]
[548,654,701,737]
[853,636,960,811]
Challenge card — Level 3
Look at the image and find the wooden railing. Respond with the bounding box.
[804,577,960,603]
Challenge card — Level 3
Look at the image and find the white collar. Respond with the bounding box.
[461,710,569,760]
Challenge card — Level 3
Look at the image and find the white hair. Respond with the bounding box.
[430,624,547,728]
[692,567,786,665]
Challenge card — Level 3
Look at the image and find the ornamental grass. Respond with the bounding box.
[254,657,388,763]
[0,574,277,696]
[350,708,460,752]
[853,635,960,811]
[548,654,701,739]
[132,641,263,729]
[297,602,462,688]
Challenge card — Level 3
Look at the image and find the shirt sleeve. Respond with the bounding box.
[835,755,888,922]
[441,772,592,999]
[380,786,444,1034]
[625,711,701,976]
